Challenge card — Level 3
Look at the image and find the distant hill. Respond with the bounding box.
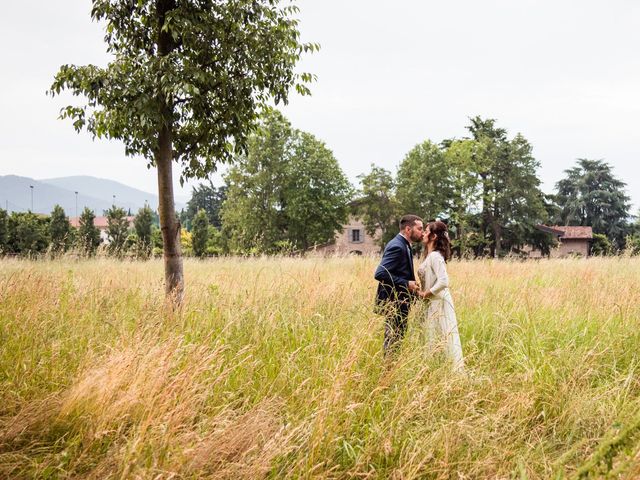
[0,175,185,216]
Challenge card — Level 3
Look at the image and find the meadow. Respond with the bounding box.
[1,256,640,479]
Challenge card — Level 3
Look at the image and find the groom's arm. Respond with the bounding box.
[374,244,409,289]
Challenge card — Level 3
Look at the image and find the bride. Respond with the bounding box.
[417,221,464,371]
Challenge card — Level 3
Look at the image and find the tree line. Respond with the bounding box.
[2,112,638,259]
[179,113,639,258]
[0,204,160,259]
[356,117,638,257]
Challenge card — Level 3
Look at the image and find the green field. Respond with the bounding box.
[1,257,640,479]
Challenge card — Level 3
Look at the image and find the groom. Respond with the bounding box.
[374,214,424,355]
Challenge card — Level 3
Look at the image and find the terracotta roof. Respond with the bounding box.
[536,225,593,239]
[69,216,135,229]
[554,226,593,239]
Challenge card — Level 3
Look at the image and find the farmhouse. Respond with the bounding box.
[69,216,135,244]
[527,225,593,258]
[311,216,382,256]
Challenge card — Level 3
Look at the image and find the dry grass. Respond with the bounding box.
[1,256,640,479]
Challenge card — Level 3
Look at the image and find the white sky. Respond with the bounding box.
[1,0,639,209]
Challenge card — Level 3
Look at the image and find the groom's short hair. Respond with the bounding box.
[399,214,423,231]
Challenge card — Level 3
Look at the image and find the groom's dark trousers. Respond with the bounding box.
[374,233,416,355]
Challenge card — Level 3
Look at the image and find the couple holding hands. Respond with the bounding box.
[374,215,464,371]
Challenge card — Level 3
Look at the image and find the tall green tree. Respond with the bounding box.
[206,225,225,256]
[49,205,73,256]
[0,208,8,253]
[134,204,154,259]
[77,208,101,257]
[191,209,209,258]
[555,159,631,248]
[466,117,548,257]
[499,134,551,253]
[355,165,399,247]
[396,140,453,221]
[50,0,317,301]
[6,212,50,256]
[222,111,292,253]
[222,111,351,253]
[442,139,483,256]
[626,210,640,255]
[180,183,227,230]
[283,132,352,251]
[105,206,130,258]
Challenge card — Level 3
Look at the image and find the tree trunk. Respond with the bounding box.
[492,221,502,258]
[457,215,465,258]
[156,125,184,303]
[480,171,490,256]
[156,0,183,303]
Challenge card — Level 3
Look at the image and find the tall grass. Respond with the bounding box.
[1,256,640,478]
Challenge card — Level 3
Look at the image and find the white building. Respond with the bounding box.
[69,216,135,244]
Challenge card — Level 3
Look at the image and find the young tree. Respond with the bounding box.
[50,0,317,301]
[556,159,631,248]
[77,207,101,257]
[191,209,210,258]
[49,205,73,256]
[134,204,154,259]
[355,165,399,247]
[105,206,130,258]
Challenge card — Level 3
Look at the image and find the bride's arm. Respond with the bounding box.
[428,254,449,296]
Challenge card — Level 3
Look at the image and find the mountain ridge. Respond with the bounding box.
[0,175,186,215]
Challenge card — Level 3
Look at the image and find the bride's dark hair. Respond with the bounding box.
[423,221,451,262]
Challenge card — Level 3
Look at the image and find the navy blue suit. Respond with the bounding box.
[374,233,416,353]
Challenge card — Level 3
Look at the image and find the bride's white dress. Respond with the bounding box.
[417,251,464,371]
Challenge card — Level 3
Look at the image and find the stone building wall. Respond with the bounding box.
[550,238,589,258]
[311,216,381,256]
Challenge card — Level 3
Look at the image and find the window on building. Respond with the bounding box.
[351,229,361,243]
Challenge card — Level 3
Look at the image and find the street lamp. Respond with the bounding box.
[29,185,34,212]
[75,191,79,219]
[112,194,116,206]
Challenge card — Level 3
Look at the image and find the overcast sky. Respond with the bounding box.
[1,0,639,209]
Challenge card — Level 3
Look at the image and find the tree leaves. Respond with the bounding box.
[50,0,316,184]
[354,118,552,256]
[556,159,631,248]
[221,111,351,254]
[354,165,399,247]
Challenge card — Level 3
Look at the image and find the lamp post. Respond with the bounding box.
[75,191,78,219]
[112,194,116,206]
[29,185,34,212]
